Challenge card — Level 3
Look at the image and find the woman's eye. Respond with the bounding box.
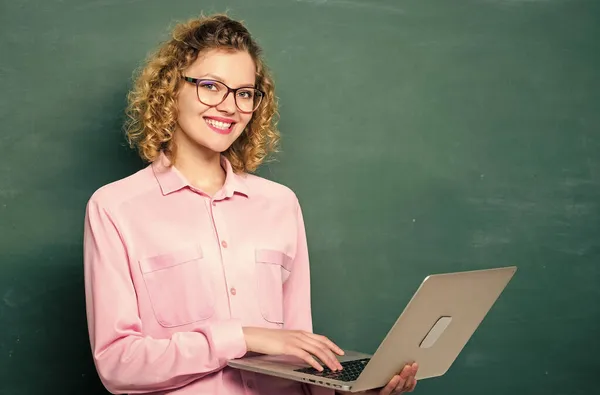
[199,82,218,91]
[237,90,254,99]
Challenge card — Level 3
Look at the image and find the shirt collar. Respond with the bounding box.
[152,151,249,198]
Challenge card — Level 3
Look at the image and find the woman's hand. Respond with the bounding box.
[339,363,418,395]
[376,363,418,394]
[242,327,345,372]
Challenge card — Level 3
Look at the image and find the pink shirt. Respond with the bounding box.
[83,153,335,395]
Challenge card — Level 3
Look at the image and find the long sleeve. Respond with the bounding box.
[283,198,336,395]
[83,197,247,394]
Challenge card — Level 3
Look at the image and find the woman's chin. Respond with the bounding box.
[194,139,235,154]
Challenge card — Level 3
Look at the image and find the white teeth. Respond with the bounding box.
[205,118,232,130]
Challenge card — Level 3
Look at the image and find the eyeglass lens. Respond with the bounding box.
[196,80,263,113]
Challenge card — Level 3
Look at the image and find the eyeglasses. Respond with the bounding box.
[182,77,265,114]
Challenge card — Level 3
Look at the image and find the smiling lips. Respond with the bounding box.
[204,117,235,135]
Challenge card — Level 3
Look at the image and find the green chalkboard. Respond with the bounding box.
[1,0,599,394]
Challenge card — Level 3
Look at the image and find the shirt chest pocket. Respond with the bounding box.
[255,249,292,325]
[139,245,215,327]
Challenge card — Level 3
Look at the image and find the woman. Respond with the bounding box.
[83,14,418,395]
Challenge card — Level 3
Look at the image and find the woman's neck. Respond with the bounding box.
[172,138,226,197]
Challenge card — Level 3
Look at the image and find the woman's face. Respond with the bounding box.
[175,49,257,156]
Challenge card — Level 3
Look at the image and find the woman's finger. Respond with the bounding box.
[299,333,343,370]
[388,364,414,394]
[304,332,345,355]
[293,337,340,371]
[395,376,415,393]
[410,362,419,375]
[399,364,415,381]
[380,375,402,395]
[290,347,324,371]
[406,377,417,392]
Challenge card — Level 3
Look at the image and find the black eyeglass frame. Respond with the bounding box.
[182,76,265,114]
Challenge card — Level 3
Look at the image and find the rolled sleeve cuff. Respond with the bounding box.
[206,319,247,363]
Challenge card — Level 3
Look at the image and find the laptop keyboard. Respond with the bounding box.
[294,358,371,382]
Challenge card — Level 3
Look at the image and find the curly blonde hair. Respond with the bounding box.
[124,14,279,173]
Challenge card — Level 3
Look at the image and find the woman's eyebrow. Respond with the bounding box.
[200,73,256,88]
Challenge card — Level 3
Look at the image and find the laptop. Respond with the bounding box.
[228,266,517,392]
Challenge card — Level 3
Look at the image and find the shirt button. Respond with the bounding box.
[230,287,237,295]
[212,201,216,206]
[221,240,228,248]
[246,380,254,389]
